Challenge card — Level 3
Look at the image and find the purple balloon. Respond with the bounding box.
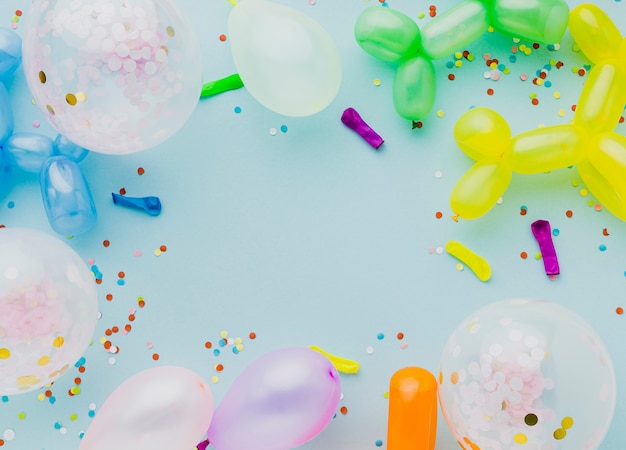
[207,347,341,450]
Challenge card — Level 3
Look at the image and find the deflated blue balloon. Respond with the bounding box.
[53,134,89,163]
[40,156,97,236]
[0,27,21,79]
[3,132,55,173]
[0,83,14,146]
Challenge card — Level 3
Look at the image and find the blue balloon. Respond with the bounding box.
[53,134,89,163]
[0,83,14,146]
[3,132,54,173]
[0,27,21,79]
[40,156,97,236]
[0,149,12,199]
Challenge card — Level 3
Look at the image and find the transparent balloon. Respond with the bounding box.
[80,366,214,450]
[228,0,341,117]
[439,299,616,450]
[207,347,341,450]
[22,0,203,155]
[0,227,98,395]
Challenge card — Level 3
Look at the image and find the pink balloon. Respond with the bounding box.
[207,347,341,450]
[80,366,214,450]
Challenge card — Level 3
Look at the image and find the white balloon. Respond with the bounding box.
[80,366,214,450]
[228,0,342,117]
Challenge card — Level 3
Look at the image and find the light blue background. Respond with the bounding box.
[0,0,625,449]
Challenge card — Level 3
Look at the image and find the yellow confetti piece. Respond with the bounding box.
[0,348,10,359]
[553,91,561,99]
[53,336,65,348]
[310,345,360,374]
[17,375,40,387]
[445,240,491,282]
[580,188,588,197]
[454,60,463,68]
[558,109,565,117]
[373,78,381,86]
[211,375,219,383]
[38,356,51,366]
[437,110,445,118]
[554,428,567,440]
[562,416,574,429]
[513,433,528,444]
[220,330,228,339]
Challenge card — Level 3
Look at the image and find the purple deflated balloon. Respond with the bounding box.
[207,347,341,450]
[40,156,97,236]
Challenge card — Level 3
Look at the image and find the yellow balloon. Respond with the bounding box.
[587,133,626,188]
[573,60,626,135]
[569,3,622,64]
[450,160,512,220]
[453,107,511,162]
[506,125,588,174]
[578,159,626,221]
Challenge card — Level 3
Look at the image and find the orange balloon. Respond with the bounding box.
[387,367,438,450]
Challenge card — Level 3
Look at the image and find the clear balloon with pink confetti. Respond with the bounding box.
[439,299,616,450]
[0,227,98,395]
[22,0,203,155]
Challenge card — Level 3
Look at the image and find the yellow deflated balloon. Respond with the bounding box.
[569,3,623,64]
[450,160,512,220]
[574,60,626,135]
[506,125,588,174]
[453,107,511,161]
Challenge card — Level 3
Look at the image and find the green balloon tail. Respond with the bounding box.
[200,73,244,98]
